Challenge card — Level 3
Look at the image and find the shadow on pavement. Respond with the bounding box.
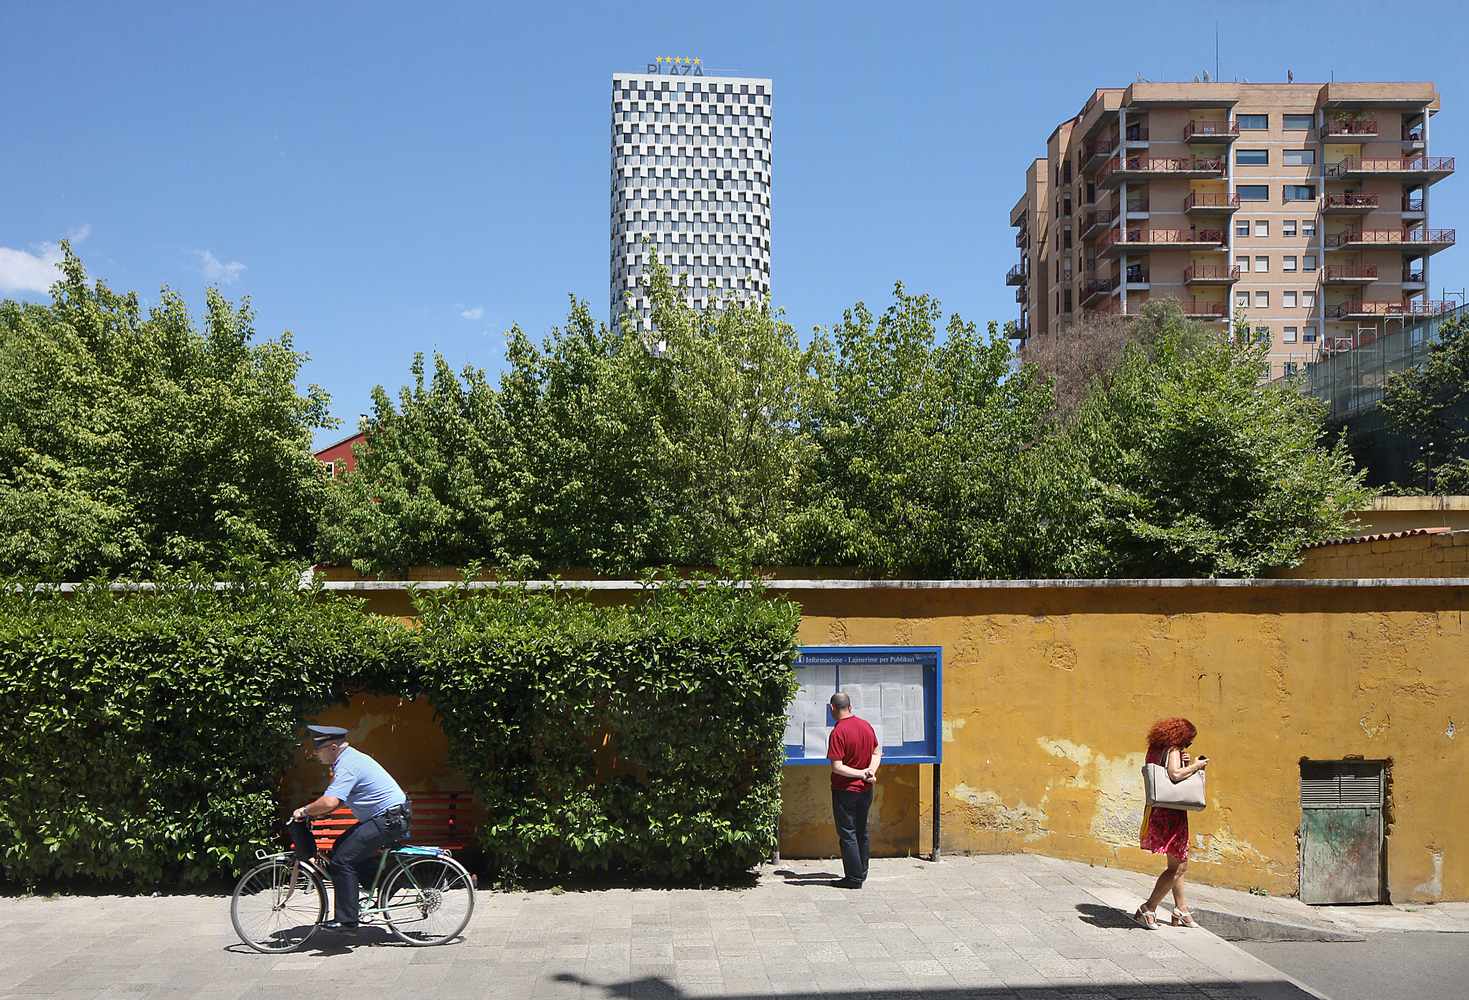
[556,973,1313,998]
[1075,901,1147,929]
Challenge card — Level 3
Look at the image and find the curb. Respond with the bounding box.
[1192,906,1365,943]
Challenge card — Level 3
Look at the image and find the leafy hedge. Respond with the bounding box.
[415,578,801,879]
[0,570,799,886]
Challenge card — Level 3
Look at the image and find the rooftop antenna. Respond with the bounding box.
[1215,23,1220,82]
[1288,70,1293,83]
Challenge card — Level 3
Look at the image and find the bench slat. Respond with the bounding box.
[309,791,473,852]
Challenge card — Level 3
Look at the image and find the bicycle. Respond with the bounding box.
[230,819,475,952]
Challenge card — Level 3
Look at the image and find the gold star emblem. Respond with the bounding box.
[656,56,665,63]
[693,58,701,64]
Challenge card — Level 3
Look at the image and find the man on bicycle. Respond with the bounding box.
[293,725,410,931]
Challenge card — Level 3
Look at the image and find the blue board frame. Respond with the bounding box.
[783,645,943,765]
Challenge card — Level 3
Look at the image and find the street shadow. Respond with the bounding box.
[771,867,844,885]
[1075,901,1146,929]
[555,973,1317,999]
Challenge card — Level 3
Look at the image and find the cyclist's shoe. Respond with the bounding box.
[320,920,359,932]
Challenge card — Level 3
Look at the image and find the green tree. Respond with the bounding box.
[1054,299,1369,577]
[0,246,334,577]
[1378,315,1469,494]
[786,284,1058,577]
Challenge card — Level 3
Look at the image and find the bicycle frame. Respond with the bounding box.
[251,844,456,919]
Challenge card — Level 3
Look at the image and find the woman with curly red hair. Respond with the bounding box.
[1135,717,1209,929]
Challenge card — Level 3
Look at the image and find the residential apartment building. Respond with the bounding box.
[610,68,772,331]
[1009,82,1453,378]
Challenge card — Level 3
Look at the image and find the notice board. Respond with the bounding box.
[783,645,942,765]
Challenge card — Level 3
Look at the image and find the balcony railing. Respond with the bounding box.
[1184,120,1239,141]
[1325,157,1455,179]
[1322,192,1378,211]
[1322,265,1379,282]
[1404,196,1425,212]
[1181,300,1228,318]
[1009,317,1028,339]
[1095,227,1228,255]
[1081,278,1114,305]
[1403,125,1426,142]
[1326,228,1456,249]
[1320,120,1379,141]
[1125,198,1149,213]
[1183,191,1241,212]
[1096,155,1226,187]
[1183,265,1241,283]
[1016,229,1030,248]
[1093,302,1138,316]
[1327,300,1453,320]
[1006,262,1028,285]
[1124,125,1148,142]
[1404,269,1426,283]
[1015,287,1027,303]
[1125,269,1149,284]
[1081,209,1117,239]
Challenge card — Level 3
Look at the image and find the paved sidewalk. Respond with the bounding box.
[1,854,1329,1000]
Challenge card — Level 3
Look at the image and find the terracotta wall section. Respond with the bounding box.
[1270,530,1469,579]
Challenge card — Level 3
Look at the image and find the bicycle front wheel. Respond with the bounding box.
[231,859,327,953]
[380,855,475,945]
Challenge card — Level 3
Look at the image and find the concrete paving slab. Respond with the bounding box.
[0,855,1341,1000]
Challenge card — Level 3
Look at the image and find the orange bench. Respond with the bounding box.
[312,792,475,853]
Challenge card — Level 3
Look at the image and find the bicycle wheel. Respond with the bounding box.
[231,859,327,953]
[380,854,475,945]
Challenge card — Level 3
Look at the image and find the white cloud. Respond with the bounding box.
[199,250,246,284]
[0,225,89,294]
[461,306,484,320]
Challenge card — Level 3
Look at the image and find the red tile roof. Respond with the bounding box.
[1302,526,1454,550]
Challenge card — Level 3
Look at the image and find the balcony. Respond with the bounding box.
[1326,229,1455,253]
[1095,227,1228,257]
[1016,228,1030,249]
[1125,268,1149,285]
[1081,209,1117,240]
[1097,155,1226,188]
[1403,196,1425,213]
[1181,300,1229,319]
[1006,262,1029,286]
[1184,120,1239,143]
[1404,268,1426,284]
[1322,265,1379,284]
[1183,265,1241,284]
[1403,125,1426,143]
[1009,317,1028,339]
[1093,302,1139,316]
[1081,142,1111,174]
[1015,287,1027,303]
[1183,191,1241,214]
[1320,120,1378,143]
[1123,125,1149,144]
[1081,278,1114,306]
[1327,300,1454,320]
[1325,157,1455,182]
[1322,192,1378,213]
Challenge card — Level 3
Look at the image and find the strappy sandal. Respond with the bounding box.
[1171,908,1200,928]
[1133,906,1157,929]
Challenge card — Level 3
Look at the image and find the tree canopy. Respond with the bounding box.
[0,246,334,577]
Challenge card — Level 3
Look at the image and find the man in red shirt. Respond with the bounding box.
[826,691,880,888]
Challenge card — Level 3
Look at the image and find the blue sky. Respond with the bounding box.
[4,0,1467,447]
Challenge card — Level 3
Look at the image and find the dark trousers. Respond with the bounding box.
[329,814,404,923]
[831,787,873,883]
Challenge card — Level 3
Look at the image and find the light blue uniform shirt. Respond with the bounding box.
[324,746,407,822]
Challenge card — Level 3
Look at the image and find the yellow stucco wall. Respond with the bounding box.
[774,581,1468,903]
[337,577,1469,902]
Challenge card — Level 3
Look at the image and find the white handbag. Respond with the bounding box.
[1142,761,1206,811]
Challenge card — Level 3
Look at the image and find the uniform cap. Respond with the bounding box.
[305,725,349,746]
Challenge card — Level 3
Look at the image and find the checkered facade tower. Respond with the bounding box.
[610,65,772,331]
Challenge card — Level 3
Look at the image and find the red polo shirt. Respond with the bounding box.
[828,715,878,792]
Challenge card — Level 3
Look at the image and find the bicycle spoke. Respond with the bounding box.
[381,855,475,945]
[231,860,325,953]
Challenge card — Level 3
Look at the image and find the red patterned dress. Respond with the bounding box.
[1140,744,1190,859]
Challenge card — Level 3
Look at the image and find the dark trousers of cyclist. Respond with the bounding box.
[330,814,398,924]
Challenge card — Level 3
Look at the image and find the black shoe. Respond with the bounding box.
[829,878,863,889]
[320,920,359,931]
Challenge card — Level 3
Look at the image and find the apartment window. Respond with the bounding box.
[1303,255,1317,271]
[1063,226,1073,250]
[1063,257,1073,280]
[1302,219,1316,237]
[1256,220,1270,237]
[1237,114,1268,130]
[1283,220,1298,237]
[1284,185,1317,201]
[1063,162,1072,185]
[1236,254,1250,272]
[1283,114,1315,130]
[1255,256,1270,272]
[1255,291,1269,308]
[1064,195,1072,217]
[1284,149,1317,166]
[1255,326,1270,344]
[1283,326,1299,343]
[1303,290,1316,307]
[1237,149,1269,165]
[1284,291,1298,307]
[1064,289,1072,313]
[1236,219,1251,237]
[1284,255,1298,271]
[1304,326,1318,343]
[1236,290,1250,307]
[1239,185,1270,201]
